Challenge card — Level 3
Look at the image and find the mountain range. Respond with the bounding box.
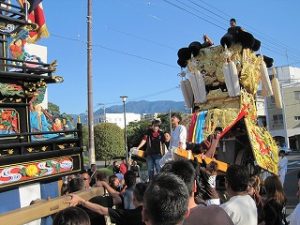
[100,100,186,114]
[74,100,187,123]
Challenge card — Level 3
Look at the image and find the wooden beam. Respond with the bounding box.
[0,187,104,225]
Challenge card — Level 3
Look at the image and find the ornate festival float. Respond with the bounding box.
[176,24,282,175]
[0,1,85,223]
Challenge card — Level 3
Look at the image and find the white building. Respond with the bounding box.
[256,95,267,127]
[96,113,141,129]
[265,66,300,150]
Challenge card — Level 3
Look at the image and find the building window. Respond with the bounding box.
[295,116,300,121]
[273,114,283,124]
[295,91,300,100]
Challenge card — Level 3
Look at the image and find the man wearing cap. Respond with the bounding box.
[170,113,187,150]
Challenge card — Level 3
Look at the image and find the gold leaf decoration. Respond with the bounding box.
[58,145,65,150]
[8,149,14,155]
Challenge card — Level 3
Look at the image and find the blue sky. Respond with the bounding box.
[38,0,300,114]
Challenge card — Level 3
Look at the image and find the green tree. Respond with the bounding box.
[127,120,150,150]
[48,102,60,115]
[94,123,125,161]
[82,125,88,147]
[157,113,171,132]
[126,113,173,150]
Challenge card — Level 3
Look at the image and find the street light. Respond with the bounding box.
[98,103,106,122]
[120,96,128,165]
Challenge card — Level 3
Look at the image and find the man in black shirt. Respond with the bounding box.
[68,183,147,225]
[228,18,243,35]
[136,119,165,180]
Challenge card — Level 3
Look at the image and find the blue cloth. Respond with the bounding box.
[30,111,58,140]
[115,173,124,181]
[195,111,207,144]
[122,186,135,210]
[146,154,162,180]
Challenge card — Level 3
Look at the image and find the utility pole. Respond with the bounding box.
[87,0,95,164]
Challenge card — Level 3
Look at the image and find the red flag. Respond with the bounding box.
[19,0,49,43]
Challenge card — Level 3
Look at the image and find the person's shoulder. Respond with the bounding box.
[179,125,187,131]
[290,203,300,221]
[108,207,127,223]
[186,205,233,225]
[206,206,234,224]
[220,199,232,209]
[146,128,152,133]
[239,194,256,205]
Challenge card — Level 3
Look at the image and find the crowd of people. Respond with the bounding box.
[48,112,300,225]
[51,156,300,225]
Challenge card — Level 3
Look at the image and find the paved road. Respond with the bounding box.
[284,152,300,215]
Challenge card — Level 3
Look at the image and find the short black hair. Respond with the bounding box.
[226,165,249,192]
[161,160,195,196]
[193,106,200,113]
[215,127,223,133]
[230,18,236,23]
[279,150,286,155]
[53,207,90,225]
[124,170,136,188]
[171,112,182,122]
[96,171,106,181]
[69,178,84,193]
[144,173,189,225]
[152,119,161,126]
[80,170,89,175]
[133,182,148,203]
[109,174,118,184]
[208,161,218,172]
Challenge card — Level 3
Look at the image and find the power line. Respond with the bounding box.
[161,0,295,60]
[130,86,180,101]
[93,43,177,68]
[101,86,181,106]
[51,33,177,69]
[191,0,300,60]
[161,0,226,31]
[187,0,228,22]
[174,0,227,27]
[106,26,177,51]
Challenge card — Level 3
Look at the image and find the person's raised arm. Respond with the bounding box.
[98,181,120,198]
[136,139,146,150]
[68,194,109,216]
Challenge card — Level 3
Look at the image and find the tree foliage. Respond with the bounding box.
[82,125,88,147]
[94,123,125,160]
[157,113,171,133]
[127,120,150,150]
[126,113,173,150]
[48,102,60,115]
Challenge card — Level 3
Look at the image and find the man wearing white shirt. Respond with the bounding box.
[278,150,288,185]
[170,113,187,150]
[290,170,300,225]
[221,165,257,225]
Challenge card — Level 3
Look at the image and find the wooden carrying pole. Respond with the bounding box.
[0,187,104,225]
